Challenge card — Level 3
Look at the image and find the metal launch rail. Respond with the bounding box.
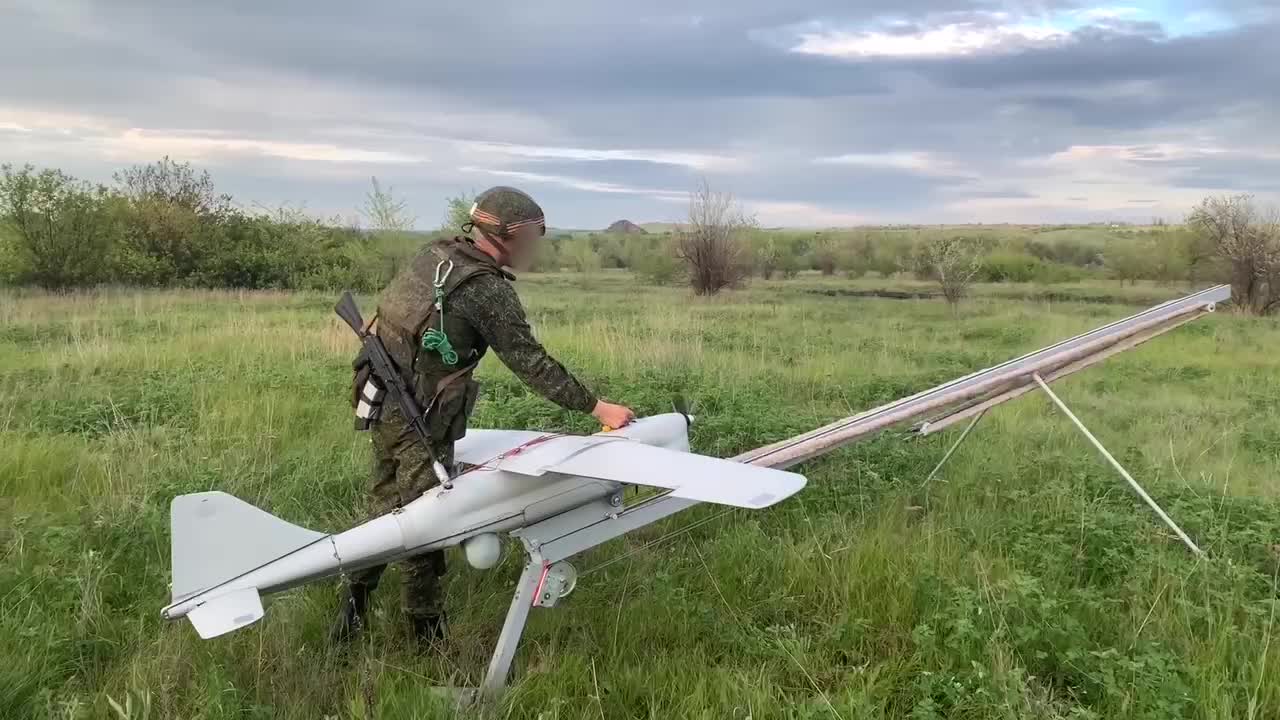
[475,284,1231,698]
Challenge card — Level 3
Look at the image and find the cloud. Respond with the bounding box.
[1,0,1278,227]
[748,200,870,227]
[814,151,973,177]
[101,130,429,165]
[459,167,687,201]
[458,141,740,171]
[791,19,1068,59]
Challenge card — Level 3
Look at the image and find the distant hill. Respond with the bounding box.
[605,220,647,234]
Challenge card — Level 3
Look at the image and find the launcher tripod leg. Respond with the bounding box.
[922,410,986,485]
[1032,374,1204,556]
[480,551,545,698]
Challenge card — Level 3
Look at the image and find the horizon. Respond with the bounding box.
[3,1,1278,229]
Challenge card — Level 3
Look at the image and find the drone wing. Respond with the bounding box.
[455,429,555,465]
[494,436,806,510]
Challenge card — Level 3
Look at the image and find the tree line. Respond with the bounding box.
[1,159,1277,315]
[642,182,1279,314]
[0,159,426,292]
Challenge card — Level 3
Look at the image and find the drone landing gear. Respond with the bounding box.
[433,491,646,704]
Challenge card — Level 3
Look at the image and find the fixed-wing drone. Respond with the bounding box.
[161,284,1230,699]
[160,411,807,693]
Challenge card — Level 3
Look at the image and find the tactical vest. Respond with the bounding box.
[362,237,510,444]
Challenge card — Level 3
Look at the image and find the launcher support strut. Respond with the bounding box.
[1032,373,1204,556]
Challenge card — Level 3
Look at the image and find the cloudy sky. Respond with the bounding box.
[2,1,1278,228]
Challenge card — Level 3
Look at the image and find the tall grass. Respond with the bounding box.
[2,278,1278,719]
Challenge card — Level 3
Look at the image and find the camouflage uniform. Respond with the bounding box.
[338,188,595,639]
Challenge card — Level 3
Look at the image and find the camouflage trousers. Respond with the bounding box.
[347,411,454,623]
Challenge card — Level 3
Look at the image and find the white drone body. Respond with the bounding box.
[160,413,806,651]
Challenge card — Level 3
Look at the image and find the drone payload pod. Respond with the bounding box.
[161,284,1230,699]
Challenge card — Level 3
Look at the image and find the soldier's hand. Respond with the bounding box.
[592,400,635,430]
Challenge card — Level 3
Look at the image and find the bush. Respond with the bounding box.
[916,234,987,308]
[528,235,562,273]
[0,160,414,292]
[979,252,1042,283]
[750,233,782,279]
[632,238,683,285]
[1027,237,1105,267]
[677,180,753,295]
[778,251,803,279]
[595,235,629,269]
[972,251,1081,284]
[561,236,602,273]
[811,235,838,275]
[0,164,118,289]
[840,234,875,278]
[1104,239,1149,286]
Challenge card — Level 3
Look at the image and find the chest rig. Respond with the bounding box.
[352,238,508,441]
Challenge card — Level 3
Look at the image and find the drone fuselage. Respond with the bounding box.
[160,414,694,633]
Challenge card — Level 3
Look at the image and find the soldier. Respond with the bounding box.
[332,186,635,646]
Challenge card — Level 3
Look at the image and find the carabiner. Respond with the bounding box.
[433,259,454,289]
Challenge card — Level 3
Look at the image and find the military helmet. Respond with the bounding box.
[468,186,545,238]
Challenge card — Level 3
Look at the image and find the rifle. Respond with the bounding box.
[334,291,453,488]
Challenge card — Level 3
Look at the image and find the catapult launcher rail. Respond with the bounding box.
[479,284,1230,697]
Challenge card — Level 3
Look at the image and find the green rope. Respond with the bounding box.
[421,284,458,365]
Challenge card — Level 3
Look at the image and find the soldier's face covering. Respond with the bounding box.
[505,225,545,272]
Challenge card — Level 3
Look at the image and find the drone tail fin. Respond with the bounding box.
[168,491,327,605]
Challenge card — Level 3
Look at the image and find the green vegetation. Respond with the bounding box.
[0,160,411,292]
[0,158,1258,304]
[3,276,1278,719]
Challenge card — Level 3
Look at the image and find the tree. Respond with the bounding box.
[114,156,228,215]
[441,191,475,232]
[529,235,562,272]
[811,234,838,275]
[361,177,416,232]
[561,236,601,273]
[1104,238,1149,286]
[632,236,683,284]
[752,234,782,279]
[1188,194,1280,315]
[676,180,754,295]
[869,244,901,278]
[1147,229,1193,286]
[917,234,986,310]
[0,164,117,289]
[111,157,233,284]
[841,232,875,278]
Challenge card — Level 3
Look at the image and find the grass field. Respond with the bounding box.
[3,275,1279,719]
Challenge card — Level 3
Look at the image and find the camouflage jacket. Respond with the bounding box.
[374,236,596,442]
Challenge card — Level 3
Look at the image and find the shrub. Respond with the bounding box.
[979,252,1042,283]
[0,164,118,289]
[916,234,988,309]
[676,180,753,295]
[632,238,683,285]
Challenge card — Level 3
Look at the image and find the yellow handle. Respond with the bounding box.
[601,425,614,433]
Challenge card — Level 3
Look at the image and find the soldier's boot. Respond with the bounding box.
[329,580,375,645]
[409,611,448,647]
